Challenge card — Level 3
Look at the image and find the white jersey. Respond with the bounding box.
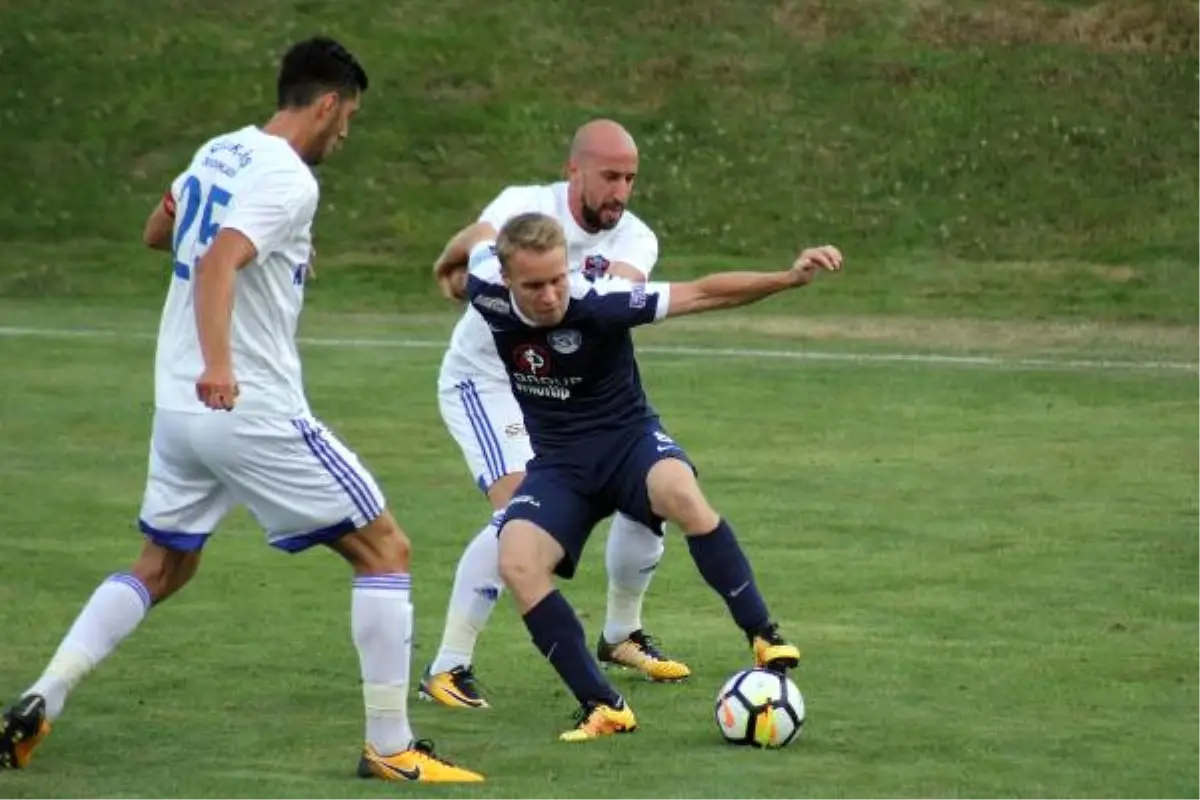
[438,181,658,386]
[154,125,319,417]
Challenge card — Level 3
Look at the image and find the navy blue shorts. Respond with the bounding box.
[501,422,695,578]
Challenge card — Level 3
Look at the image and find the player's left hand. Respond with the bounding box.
[196,366,240,411]
[789,245,843,286]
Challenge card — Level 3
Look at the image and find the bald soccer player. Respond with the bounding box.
[422,120,690,709]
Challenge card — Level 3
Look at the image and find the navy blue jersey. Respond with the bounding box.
[464,242,672,457]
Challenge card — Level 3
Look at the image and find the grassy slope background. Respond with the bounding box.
[0,0,1195,324]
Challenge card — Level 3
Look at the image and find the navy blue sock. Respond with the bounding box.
[523,589,622,708]
[686,519,771,633]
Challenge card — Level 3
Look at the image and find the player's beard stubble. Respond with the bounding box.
[580,199,624,232]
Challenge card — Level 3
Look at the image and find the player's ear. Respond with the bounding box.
[316,90,339,118]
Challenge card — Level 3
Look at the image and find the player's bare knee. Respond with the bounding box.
[650,483,717,534]
[497,536,534,590]
[131,541,202,604]
[648,458,719,532]
[497,520,557,587]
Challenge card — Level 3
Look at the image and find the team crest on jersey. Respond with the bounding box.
[548,329,582,355]
[582,254,610,282]
[512,344,552,376]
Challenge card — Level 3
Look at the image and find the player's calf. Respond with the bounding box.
[500,521,631,738]
[130,539,203,604]
[646,461,802,672]
[327,510,411,576]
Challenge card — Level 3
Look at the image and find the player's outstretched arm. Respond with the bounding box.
[142,192,176,252]
[607,262,649,282]
[193,229,257,410]
[433,221,498,301]
[666,245,842,319]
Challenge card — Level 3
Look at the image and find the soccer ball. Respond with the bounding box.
[714,668,805,748]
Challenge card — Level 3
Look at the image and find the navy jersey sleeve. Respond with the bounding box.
[572,275,671,330]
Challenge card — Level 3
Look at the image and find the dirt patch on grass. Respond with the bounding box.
[907,0,1199,54]
[665,314,1199,357]
[771,0,877,43]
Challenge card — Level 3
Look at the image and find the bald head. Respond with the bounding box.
[566,118,640,232]
[569,118,638,163]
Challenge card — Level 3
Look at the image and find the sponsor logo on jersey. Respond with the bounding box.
[473,294,511,315]
[512,343,552,376]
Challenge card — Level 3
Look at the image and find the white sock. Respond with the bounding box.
[603,513,665,644]
[26,573,152,721]
[351,573,414,756]
[430,513,504,675]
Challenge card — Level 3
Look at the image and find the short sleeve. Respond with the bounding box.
[478,186,541,229]
[468,240,498,272]
[574,275,671,328]
[610,223,659,278]
[221,167,316,258]
[465,240,507,308]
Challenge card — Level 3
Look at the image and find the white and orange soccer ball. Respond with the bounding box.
[714,668,805,748]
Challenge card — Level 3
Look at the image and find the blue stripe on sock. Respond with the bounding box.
[107,572,152,610]
[353,573,411,591]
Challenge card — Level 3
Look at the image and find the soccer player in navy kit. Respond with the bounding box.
[465,211,843,741]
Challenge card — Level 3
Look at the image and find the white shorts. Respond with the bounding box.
[438,377,534,492]
[137,409,386,553]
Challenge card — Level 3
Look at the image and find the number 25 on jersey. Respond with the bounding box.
[172,175,232,281]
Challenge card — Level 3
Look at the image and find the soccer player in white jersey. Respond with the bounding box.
[420,120,690,709]
[0,37,482,783]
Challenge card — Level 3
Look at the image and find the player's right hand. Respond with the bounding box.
[789,245,843,285]
[196,366,240,411]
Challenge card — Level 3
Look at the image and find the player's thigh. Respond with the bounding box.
[138,410,235,553]
[438,377,533,494]
[500,470,607,579]
[615,426,714,533]
[194,413,389,554]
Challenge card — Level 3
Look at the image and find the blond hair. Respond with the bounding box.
[495,212,567,271]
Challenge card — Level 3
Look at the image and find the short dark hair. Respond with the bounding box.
[276,37,369,109]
